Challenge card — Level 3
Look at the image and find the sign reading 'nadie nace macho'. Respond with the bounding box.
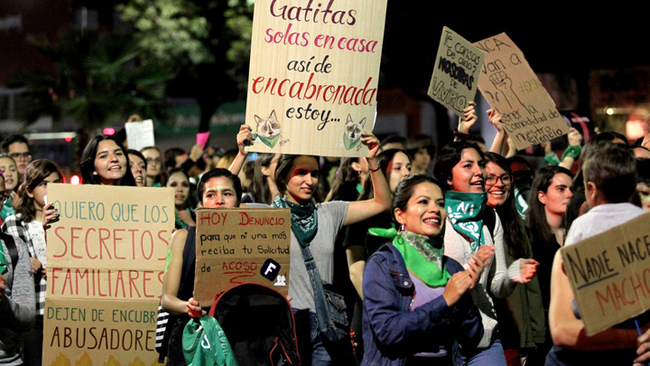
[560,213,650,336]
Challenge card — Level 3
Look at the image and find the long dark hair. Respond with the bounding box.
[80,135,136,186]
[525,166,573,245]
[359,149,411,200]
[15,159,64,222]
[485,152,528,259]
[434,140,485,191]
[248,153,277,204]
[325,157,362,202]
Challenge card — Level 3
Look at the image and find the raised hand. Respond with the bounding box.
[567,128,583,147]
[458,101,477,134]
[236,124,254,155]
[360,132,380,160]
[487,109,504,133]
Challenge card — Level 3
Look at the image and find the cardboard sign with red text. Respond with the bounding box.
[44,184,174,366]
[194,208,291,305]
[560,213,650,336]
[428,27,484,117]
[473,33,569,150]
[245,0,388,157]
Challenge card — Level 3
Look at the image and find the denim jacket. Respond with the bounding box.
[361,243,483,366]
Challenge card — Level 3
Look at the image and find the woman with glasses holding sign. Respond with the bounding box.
[433,140,538,365]
[1,159,63,366]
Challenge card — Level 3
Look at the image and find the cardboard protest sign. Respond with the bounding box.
[428,27,484,116]
[245,0,388,157]
[194,208,291,305]
[560,213,650,336]
[44,184,174,366]
[474,33,570,150]
[125,119,155,151]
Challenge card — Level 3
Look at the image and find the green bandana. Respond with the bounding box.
[343,133,361,150]
[514,186,528,218]
[0,250,7,275]
[393,231,451,287]
[368,225,397,239]
[445,190,487,253]
[273,195,318,247]
[254,132,280,148]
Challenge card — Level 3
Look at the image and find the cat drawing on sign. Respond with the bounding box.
[254,110,281,148]
[342,114,366,150]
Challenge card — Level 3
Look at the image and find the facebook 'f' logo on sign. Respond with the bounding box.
[261,259,281,281]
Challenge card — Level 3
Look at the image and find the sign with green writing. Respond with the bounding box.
[44,184,174,366]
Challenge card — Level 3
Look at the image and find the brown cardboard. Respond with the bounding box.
[428,27,484,117]
[560,212,650,336]
[245,0,388,157]
[473,33,570,150]
[44,184,174,365]
[194,208,291,305]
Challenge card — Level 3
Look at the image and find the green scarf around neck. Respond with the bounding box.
[445,190,487,253]
[393,231,450,287]
[273,195,318,247]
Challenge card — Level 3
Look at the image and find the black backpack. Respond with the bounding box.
[209,283,301,366]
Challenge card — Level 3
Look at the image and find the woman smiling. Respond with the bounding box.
[80,135,136,186]
[362,175,484,365]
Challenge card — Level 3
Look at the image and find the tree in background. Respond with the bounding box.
[12,28,173,133]
[117,0,254,133]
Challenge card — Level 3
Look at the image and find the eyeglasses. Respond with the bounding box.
[146,157,162,164]
[9,152,32,160]
[486,174,512,186]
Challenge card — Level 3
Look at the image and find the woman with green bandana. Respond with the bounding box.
[230,124,391,365]
[161,168,242,366]
[434,141,538,366]
[362,174,484,365]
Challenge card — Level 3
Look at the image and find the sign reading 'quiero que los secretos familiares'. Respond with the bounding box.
[245,0,388,158]
[43,184,174,366]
